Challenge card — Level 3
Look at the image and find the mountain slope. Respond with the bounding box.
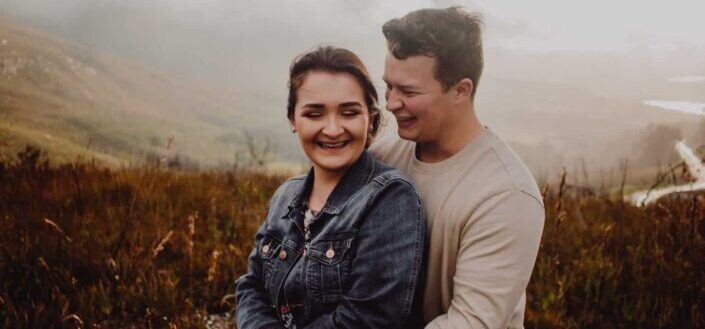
[0,16,279,166]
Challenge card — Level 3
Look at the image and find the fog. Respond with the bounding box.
[4,0,703,91]
[2,0,705,177]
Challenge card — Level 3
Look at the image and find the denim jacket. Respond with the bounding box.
[235,151,425,329]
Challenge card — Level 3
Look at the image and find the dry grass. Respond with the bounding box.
[1,145,704,328]
[0,146,285,328]
[527,173,705,328]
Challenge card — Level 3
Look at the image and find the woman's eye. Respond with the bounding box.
[303,112,322,119]
[342,110,360,117]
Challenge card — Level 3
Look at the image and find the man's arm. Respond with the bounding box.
[426,190,544,329]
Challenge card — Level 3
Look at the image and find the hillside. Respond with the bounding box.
[1,15,701,172]
[0,16,286,167]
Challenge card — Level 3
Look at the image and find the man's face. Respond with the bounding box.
[383,53,455,143]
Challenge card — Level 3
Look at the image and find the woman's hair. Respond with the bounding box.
[287,46,381,144]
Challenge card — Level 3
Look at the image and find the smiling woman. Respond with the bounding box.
[289,71,370,186]
[235,46,426,329]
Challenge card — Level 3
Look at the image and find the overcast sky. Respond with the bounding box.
[2,0,704,95]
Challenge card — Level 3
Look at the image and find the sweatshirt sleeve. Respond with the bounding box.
[425,190,544,329]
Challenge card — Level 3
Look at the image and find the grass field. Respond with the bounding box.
[1,146,704,328]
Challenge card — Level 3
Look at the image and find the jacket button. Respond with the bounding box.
[262,244,270,254]
[326,248,335,259]
[279,250,287,260]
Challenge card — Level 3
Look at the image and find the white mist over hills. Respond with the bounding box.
[644,101,705,116]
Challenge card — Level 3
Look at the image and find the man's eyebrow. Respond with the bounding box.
[382,78,417,91]
[395,84,418,92]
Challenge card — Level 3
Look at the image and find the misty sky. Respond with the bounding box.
[2,0,704,96]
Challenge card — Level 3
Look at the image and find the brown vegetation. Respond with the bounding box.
[1,146,704,328]
[528,171,705,328]
[0,146,285,328]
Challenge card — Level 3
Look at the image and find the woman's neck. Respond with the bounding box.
[308,166,345,212]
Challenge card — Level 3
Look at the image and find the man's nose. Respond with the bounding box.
[386,90,404,112]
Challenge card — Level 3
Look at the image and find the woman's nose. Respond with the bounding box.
[322,116,344,136]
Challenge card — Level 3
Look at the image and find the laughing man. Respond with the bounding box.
[370,7,545,329]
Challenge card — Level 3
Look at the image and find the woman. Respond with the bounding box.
[235,46,425,329]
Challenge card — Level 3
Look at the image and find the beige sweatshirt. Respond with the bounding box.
[369,127,544,329]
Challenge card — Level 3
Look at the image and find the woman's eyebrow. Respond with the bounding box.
[340,101,363,108]
[301,103,326,109]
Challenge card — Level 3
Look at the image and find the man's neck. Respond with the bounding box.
[416,110,484,163]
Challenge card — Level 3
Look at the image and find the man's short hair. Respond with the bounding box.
[383,7,484,98]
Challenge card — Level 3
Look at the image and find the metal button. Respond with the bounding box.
[279,250,287,260]
[262,244,270,254]
[326,248,335,259]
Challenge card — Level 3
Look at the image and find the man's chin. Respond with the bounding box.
[396,128,418,142]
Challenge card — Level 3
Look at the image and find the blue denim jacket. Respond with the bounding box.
[235,151,425,329]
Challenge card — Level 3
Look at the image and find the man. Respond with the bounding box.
[370,7,545,329]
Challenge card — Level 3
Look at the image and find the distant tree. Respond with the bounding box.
[242,131,274,167]
[167,153,199,170]
[149,136,160,148]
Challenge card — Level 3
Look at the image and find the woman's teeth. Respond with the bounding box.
[319,141,347,149]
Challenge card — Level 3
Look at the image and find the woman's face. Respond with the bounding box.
[290,71,370,177]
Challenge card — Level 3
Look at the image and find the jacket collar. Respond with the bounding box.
[284,150,375,218]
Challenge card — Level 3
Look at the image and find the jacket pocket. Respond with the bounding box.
[306,236,354,304]
[258,233,283,291]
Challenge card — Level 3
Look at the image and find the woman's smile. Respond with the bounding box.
[317,140,350,150]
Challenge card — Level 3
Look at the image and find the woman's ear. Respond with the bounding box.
[289,117,297,133]
[454,78,474,100]
[367,111,377,133]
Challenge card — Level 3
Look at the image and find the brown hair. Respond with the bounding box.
[383,7,484,98]
[287,46,381,145]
